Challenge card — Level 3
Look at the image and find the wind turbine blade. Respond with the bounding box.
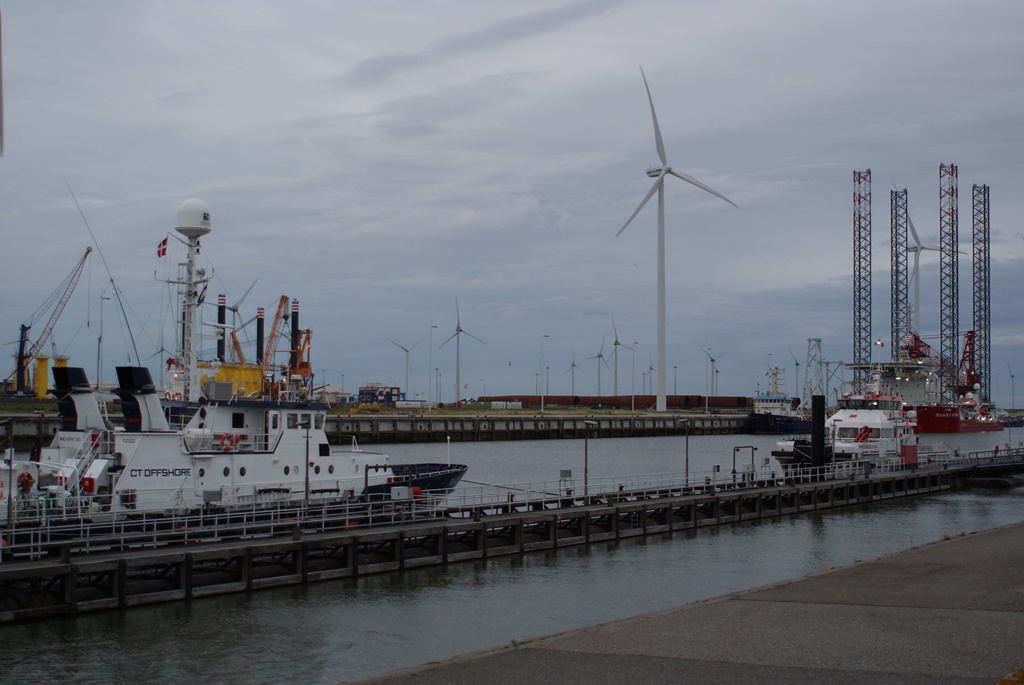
[639,66,666,166]
[455,298,461,328]
[907,211,923,247]
[231,279,258,311]
[616,174,664,237]
[439,331,458,348]
[0,6,4,158]
[388,338,409,352]
[410,336,426,350]
[701,347,713,361]
[464,330,486,345]
[667,169,738,209]
[611,316,619,343]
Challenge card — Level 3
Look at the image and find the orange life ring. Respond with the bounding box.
[17,472,35,493]
[980,405,989,415]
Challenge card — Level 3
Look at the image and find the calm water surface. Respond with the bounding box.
[6,432,1022,684]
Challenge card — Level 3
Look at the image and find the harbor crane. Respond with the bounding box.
[9,247,92,395]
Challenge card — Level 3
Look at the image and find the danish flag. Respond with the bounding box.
[157,237,168,258]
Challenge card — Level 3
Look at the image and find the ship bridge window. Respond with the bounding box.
[287,413,298,429]
[315,414,324,430]
[232,412,245,429]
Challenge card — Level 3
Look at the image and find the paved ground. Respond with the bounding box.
[350,521,1024,684]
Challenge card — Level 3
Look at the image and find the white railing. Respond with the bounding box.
[3,446,1021,562]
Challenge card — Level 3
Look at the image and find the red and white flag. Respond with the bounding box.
[157,237,168,258]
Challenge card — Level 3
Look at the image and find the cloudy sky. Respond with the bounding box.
[2,0,1024,407]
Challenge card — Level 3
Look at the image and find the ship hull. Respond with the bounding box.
[746,413,812,435]
[912,405,1004,434]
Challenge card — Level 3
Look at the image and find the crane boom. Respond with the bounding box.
[13,247,92,392]
[25,247,93,362]
[263,295,289,368]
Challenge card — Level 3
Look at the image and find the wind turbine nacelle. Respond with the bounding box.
[176,199,213,239]
[646,166,663,178]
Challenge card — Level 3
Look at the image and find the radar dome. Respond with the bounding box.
[175,199,212,239]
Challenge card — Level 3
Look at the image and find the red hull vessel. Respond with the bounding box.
[912,405,1004,433]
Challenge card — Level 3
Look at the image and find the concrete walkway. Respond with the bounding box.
[351,521,1024,684]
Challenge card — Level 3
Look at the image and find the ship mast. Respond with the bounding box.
[174,199,212,402]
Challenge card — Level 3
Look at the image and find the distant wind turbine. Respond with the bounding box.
[588,336,611,396]
[1009,363,1015,410]
[611,317,633,396]
[389,336,424,399]
[226,279,257,332]
[617,66,737,412]
[564,347,585,397]
[440,299,483,405]
[789,350,802,400]
[701,347,726,407]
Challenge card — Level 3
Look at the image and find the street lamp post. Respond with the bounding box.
[679,418,691,486]
[584,420,597,496]
[428,325,437,408]
[436,368,440,406]
[480,378,486,396]
[632,343,638,412]
[540,334,549,413]
[673,365,677,396]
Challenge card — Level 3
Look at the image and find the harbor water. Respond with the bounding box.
[5,431,1023,684]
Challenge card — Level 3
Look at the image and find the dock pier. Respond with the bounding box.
[1,412,747,450]
[0,462,974,623]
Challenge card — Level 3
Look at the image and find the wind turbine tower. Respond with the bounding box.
[617,67,737,412]
[440,299,483,405]
[389,336,424,400]
[611,318,632,396]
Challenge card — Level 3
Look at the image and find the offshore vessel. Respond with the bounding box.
[858,333,1003,434]
[744,366,811,435]
[1,200,466,524]
[771,366,951,471]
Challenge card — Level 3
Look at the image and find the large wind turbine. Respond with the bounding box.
[906,204,940,335]
[440,299,483,405]
[617,66,737,412]
[389,336,424,399]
